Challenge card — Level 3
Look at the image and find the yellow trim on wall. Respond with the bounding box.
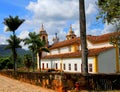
[94,56,98,73]
[71,44,77,52]
[116,45,119,73]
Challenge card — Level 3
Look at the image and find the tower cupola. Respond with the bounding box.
[39,24,49,45]
[66,25,76,40]
[53,33,59,44]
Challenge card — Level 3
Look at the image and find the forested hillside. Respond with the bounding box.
[0,45,30,57]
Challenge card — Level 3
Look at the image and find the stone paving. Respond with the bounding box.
[0,75,56,92]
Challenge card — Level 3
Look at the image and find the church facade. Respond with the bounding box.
[37,25,120,73]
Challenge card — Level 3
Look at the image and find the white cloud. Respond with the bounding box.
[73,22,80,37]
[22,0,116,46]
[101,23,117,34]
[88,28,102,35]
[86,3,97,15]
[18,30,29,49]
[20,42,29,50]
[0,0,116,50]
[26,0,79,20]
[26,0,100,37]
[25,0,79,44]
[0,35,8,44]
[3,26,7,32]
[18,30,29,39]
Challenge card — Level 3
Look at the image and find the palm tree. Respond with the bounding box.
[36,39,49,72]
[79,0,88,75]
[23,32,37,71]
[3,15,25,72]
[5,35,22,71]
[3,16,25,35]
[23,32,49,71]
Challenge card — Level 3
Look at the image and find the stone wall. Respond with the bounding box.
[1,71,120,92]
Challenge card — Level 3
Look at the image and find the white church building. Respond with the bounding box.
[37,25,120,73]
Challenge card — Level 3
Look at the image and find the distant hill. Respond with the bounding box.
[0,45,30,57]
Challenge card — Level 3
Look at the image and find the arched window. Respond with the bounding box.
[42,36,45,41]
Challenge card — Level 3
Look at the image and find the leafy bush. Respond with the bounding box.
[6,61,13,69]
[0,57,13,70]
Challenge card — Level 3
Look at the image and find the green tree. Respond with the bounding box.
[23,32,49,72]
[97,0,120,29]
[3,16,25,34]
[6,61,13,69]
[0,58,8,70]
[79,0,88,75]
[36,37,49,72]
[97,0,120,73]
[23,54,32,71]
[3,15,25,72]
[5,35,22,71]
[0,57,12,70]
[17,55,23,68]
[23,32,37,71]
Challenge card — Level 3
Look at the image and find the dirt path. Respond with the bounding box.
[0,74,56,92]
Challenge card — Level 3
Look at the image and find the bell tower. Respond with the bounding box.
[53,33,59,44]
[39,24,49,46]
[66,25,76,40]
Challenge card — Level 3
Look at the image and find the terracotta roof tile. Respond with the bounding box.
[49,37,80,50]
[87,31,120,44]
[49,32,120,49]
[42,47,114,59]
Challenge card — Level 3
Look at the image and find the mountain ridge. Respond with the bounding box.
[0,45,30,57]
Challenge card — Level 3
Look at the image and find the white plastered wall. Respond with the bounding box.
[98,48,116,73]
[41,57,94,73]
[87,40,112,49]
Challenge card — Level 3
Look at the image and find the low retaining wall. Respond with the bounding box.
[0,71,120,92]
[0,71,65,92]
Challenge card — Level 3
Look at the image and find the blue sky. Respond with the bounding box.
[0,0,35,34]
[0,0,116,49]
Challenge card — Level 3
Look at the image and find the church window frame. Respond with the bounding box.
[42,63,44,70]
[55,63,58,69]
[63,64,66,70]
[74,64,77,71]
[68,63,71,70]
[46,63,48,68]
[88,63,93,72]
